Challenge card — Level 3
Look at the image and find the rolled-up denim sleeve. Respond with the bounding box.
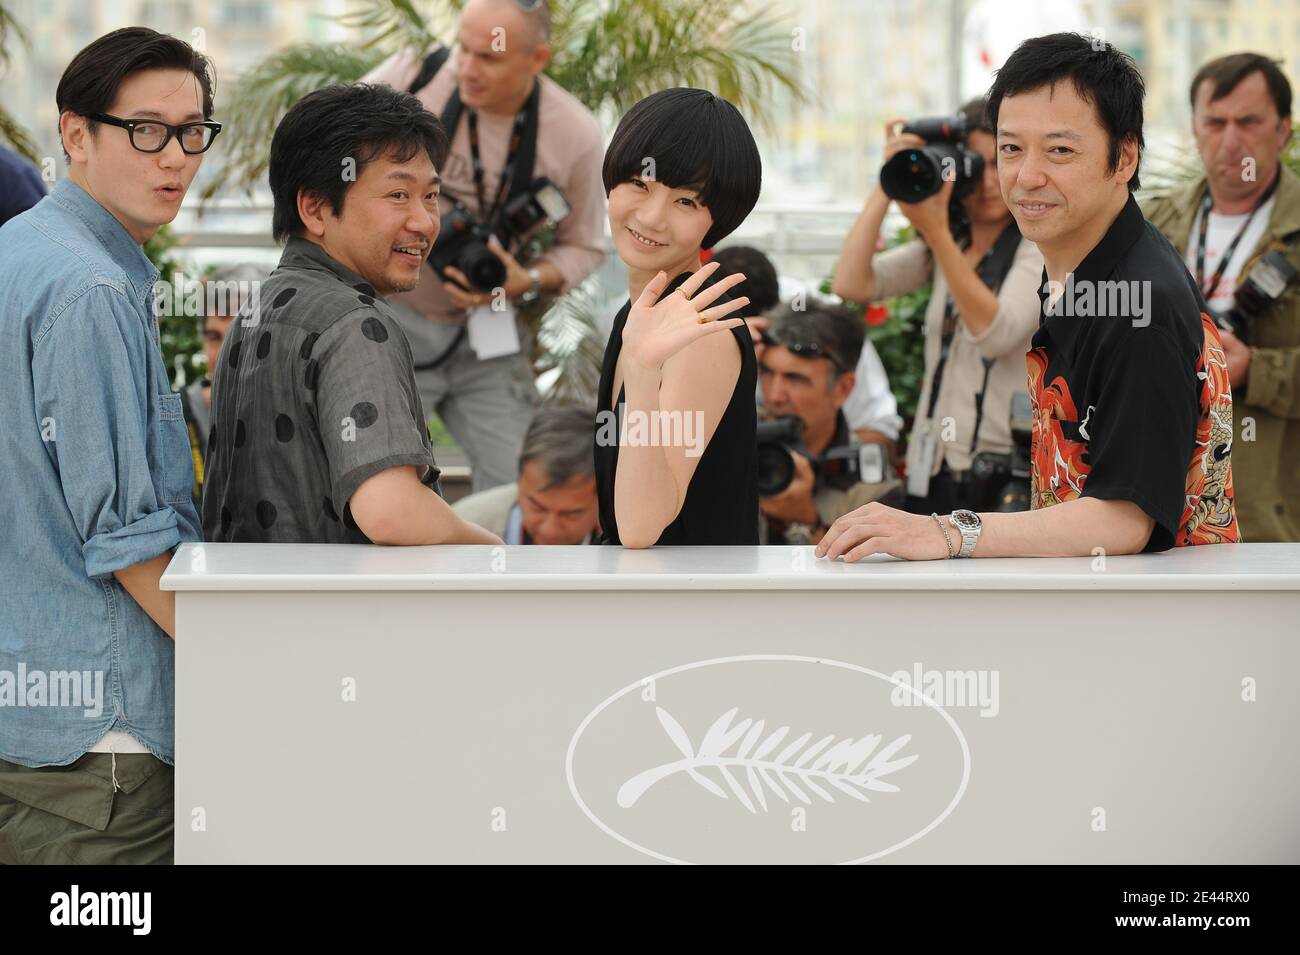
[31,283,181,578]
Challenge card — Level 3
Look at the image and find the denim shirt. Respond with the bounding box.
[0,177,200,767]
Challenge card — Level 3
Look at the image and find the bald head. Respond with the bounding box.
[462,0,551,48]
[456,0,552,115]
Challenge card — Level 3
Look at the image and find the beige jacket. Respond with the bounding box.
[871,236,1043,479]
[1143,165,1300,542]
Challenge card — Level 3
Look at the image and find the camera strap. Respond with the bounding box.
[406,45,452,97]
[1194,168,1279,302]
[406,45,543,231]
[966,220,1021,453]
[924,220,1023,455]
[405,49,541,373]
[461,80,541,231]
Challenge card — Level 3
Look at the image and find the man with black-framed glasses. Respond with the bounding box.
[0,27,219,864]
[758,303,902,545]
[86,112,222,155]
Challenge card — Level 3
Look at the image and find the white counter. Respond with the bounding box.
[163,542,1300,864]
[163,541,1300,590]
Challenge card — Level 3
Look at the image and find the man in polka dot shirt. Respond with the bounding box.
[201,83,500,547]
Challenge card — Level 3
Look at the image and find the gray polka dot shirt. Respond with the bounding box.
[201,237,441,543]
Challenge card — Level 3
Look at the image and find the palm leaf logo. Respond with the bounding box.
[617,706,918,813]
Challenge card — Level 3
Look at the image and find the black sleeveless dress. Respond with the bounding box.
[594,270,759,545]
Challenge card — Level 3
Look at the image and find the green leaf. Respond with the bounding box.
[200,43,383,201]
[0,107,40,163]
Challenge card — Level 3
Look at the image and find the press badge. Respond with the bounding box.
[467,303,521,359]
[907,425,937,498]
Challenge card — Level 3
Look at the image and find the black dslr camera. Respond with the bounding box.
[428,176,571,293]
[965,392,1033,512]
[757,416,890,497]
[879,115,985,205]
[1216,250,1298,345]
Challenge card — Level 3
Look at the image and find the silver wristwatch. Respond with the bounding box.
[518,267,542,304]
[947,509,982,558]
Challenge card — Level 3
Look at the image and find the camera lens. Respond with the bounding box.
[880,142,983,204]
[458,246,508,293]
[757,443,796,497]
[880,148,946,202]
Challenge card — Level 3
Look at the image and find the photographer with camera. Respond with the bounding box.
[365,0,606,492]
[713,244,904,455]
[757,302,902,545]
[819,33,1240,564]
[832,97,1042,515]
[1143,54,1300,542]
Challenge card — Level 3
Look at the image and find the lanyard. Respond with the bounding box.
[927,298,995,455]
[925,221,1021,423]
[465,81,536,230]
[927,298,960,421]
[1194,171,1279,301]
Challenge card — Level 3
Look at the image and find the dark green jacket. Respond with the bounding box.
[1142,164,1300,542]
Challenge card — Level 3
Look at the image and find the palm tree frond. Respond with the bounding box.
[201,43,383,200]
[546,0,805,124]
[0,1,31,72]
[533,278,606,406]
[336,0,446,53]
[0,107,40,164]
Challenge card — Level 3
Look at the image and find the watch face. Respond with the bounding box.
[951,509,980,530]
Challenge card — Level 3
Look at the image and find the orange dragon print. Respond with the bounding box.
[1026,347,1090,510]
[1177,315,1240,545]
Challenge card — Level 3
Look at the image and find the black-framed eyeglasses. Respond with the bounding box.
[89,113,223,154]
[760,330,846,371]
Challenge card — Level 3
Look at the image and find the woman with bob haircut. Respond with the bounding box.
[594,87,763,547]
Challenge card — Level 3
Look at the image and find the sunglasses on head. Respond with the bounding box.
[760,330,846,371]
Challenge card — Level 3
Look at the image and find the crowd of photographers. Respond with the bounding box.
[10,18,1286,552]
[436,46,1296,550]
[145,36,1295,550]
[0,11,1294,551]
[2,0,1298,864]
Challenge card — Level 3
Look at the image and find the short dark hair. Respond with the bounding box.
[764,300,865,384]
[959,95,994,138]
[602,88,762,249]
[710,245,780,318]
[269,83,450,242]
[519,405,596,490]
[987,32,1145,192]
[56,27,215,161]
[1190,53,1292,119]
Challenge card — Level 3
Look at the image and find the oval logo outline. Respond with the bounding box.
[565,654,973,865]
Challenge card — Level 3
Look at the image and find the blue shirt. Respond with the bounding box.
[0,177,200,767]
